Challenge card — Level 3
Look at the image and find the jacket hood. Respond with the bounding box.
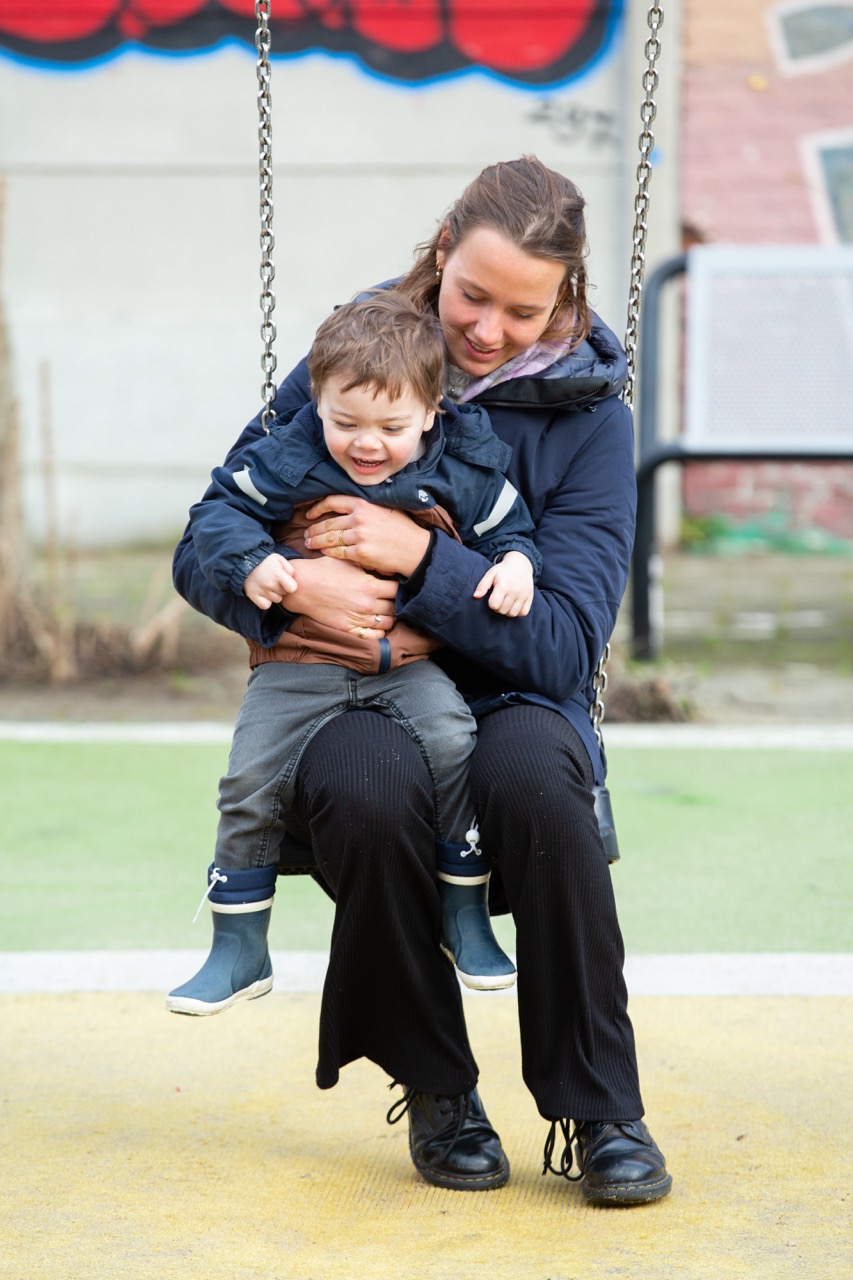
[438,399,512,471]
[363,280,627,413]
[468,311,628,412]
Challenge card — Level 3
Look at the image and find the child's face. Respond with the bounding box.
[317,376,436,486]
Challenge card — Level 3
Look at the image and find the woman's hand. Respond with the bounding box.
[303,495,432,579]
[287,555,397,639]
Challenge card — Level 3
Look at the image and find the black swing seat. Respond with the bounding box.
[593,785,620,864]
[277,831,320,877]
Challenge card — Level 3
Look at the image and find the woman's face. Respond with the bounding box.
[436,226,567,376]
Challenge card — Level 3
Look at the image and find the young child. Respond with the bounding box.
[167,291,542,1014]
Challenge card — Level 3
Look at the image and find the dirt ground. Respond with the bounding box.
[2,639,851,728]
[1,551,851,726]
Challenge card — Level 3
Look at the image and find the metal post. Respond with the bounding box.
[631,252,686,660]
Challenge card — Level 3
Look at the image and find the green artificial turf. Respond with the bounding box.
[606,745,853,953]
[1,742,335,951]
[2,742,851,953]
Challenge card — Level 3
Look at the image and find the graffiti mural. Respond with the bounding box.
[0,0,621,86]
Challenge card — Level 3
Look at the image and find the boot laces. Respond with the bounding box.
[541,1118,584,1182]
[385,1084,417,1127]
[191,867,228,923]
[386,1084,495,1166]
[542,1120,650,1181]
[461,823,482,858]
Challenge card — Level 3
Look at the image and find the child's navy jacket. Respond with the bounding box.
[189,398,542,598]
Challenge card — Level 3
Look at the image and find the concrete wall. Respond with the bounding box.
[0,3,681,549]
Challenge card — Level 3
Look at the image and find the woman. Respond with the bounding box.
[173,156,673,1206]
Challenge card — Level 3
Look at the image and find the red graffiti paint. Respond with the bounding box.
[0,0,617,85]
[350,0,443,54]
[450,0,596,74]
[0,1,118,42]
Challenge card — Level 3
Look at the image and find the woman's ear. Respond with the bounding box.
[436,227,451,270]
[549,280,571,322]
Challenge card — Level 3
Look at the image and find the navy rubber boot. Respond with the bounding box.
[166,863,277,1016]
[436,834,516,991]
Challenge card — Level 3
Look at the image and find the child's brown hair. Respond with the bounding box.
[307,291,445,409]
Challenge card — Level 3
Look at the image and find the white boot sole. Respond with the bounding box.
[165,974,274,1016]
[440,944,517,991]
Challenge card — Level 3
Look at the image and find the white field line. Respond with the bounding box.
[1,951,851,997]
[1,721,852,748]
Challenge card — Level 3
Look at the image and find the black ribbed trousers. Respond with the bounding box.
[294,703,644,1121]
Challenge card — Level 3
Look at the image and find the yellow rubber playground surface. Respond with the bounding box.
[2,987,851,1280]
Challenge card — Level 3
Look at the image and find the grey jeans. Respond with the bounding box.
[215,660,478,870]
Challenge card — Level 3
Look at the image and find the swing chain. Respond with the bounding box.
[255,0,277,434]
[591,4,663,742]
[622,3,663,414]
[590,641,610,746]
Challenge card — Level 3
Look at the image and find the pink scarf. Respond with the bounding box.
[449,333,576,403]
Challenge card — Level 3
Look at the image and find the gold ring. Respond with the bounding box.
[357,627,366,639]
[337,530,346,547]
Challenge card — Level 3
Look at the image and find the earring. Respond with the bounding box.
[435,259,443,280]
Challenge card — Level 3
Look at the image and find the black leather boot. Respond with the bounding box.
[543,1118,672,1205]
[387,1086,510,1191]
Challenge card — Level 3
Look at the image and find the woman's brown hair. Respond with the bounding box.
[399,156,590,350]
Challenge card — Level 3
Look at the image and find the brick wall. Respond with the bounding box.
[680,0,853,543]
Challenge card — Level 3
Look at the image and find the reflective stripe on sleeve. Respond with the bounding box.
[232,467,269,507]
[473,478,518,537]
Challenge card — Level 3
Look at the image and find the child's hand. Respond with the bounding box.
[473,551,534,617]
[243,553,298,609]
